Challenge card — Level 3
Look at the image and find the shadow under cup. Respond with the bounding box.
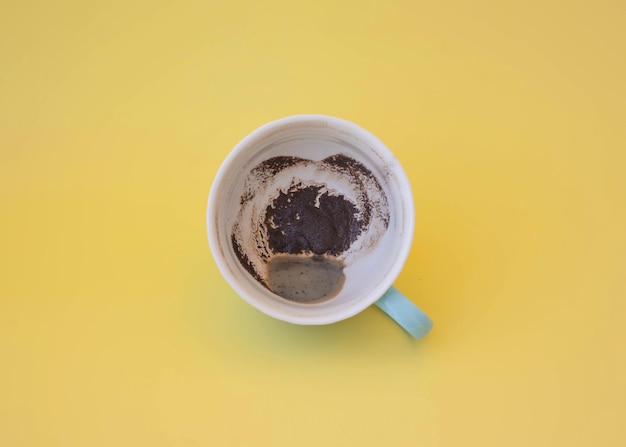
[208,116,414,325]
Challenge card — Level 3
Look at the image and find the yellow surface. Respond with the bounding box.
[1,0,625,445]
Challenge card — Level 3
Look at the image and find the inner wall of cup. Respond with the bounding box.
[216,122,407,318]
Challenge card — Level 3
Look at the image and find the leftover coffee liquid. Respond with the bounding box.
[267,254,345,304]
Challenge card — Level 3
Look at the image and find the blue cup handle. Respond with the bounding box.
[375,286,433,339]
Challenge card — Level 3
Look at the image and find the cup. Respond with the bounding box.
[207,115,433,338]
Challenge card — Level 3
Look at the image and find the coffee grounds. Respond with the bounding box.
[265,185,362,256]
[230,153,390,287]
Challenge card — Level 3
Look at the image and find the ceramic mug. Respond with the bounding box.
[207,115,433,338]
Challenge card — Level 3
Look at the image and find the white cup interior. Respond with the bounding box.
[207,115,414,324]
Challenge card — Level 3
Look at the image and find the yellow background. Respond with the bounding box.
[1,0,625,445]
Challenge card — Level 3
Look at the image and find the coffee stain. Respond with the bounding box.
[230,231,263,284]
[230,154,390,292]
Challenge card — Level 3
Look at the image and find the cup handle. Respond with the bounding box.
[374,286,433,339]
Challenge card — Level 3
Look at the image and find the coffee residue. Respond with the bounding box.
[266,254,346,303]
[230,153,390,302]
[265,185,361,256]
[239,156,301,206]
[230,232,262,284]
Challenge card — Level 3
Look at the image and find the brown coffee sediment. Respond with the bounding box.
[264,185,362,256]
[262,175,360,302]
[231,153,390,301]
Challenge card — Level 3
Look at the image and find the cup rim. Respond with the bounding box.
[206,114,414,325]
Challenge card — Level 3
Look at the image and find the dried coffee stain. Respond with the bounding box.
[230,231,263,283]
[239,156,300,206]
[231,154,390,295]
[323,154,390,228]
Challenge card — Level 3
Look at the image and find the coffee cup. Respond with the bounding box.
[207,115,433,339]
